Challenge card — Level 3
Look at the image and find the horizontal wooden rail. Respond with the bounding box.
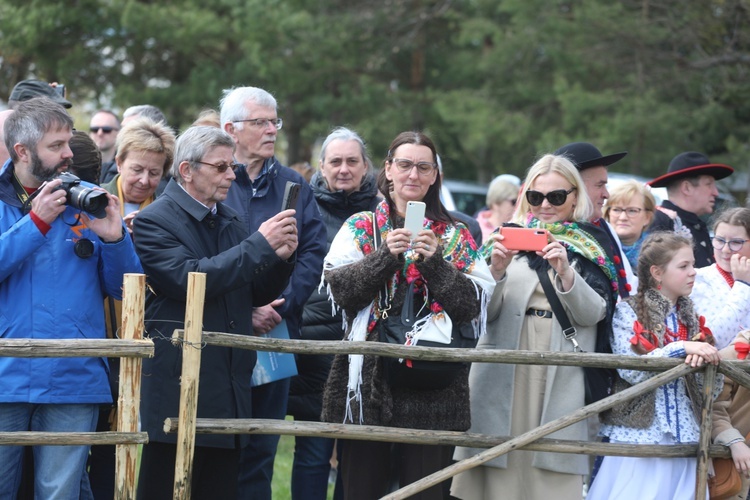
[0,431,149,446]
[163,418,731,459]
[175,330,750,375]
[0,339,154,358]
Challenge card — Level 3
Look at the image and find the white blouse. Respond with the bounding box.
[600,301,722,444]
[691,264,750,349]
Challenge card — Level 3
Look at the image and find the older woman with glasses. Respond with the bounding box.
[691,207,750,349]
[453,154,618,500]
[603,180,656,274]
[320,131,494,499]
[476,177,520,241]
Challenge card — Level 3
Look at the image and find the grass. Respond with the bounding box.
[271,420,336,500]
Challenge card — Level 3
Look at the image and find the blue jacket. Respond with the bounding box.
[225,158,326,338]
[0,160,142,404]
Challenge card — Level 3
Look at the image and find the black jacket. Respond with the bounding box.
[133,180,294,448]
[649,200,714,268]
[287,172,380,421]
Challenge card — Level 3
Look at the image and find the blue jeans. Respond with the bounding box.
[291,435,335,500]
[0,403,98,500]
[237,377,291,500]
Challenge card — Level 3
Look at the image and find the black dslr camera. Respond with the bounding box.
[56,172,108,219]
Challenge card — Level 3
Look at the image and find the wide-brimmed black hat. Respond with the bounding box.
[553,142,628,171]
[648,151,733,188]
[9,80,72,108]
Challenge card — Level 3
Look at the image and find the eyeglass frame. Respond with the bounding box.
[193,160,240,174]
[608,206,649,218]
[711,236,749,252]
[232,117,283,130]
[389,158,438,176]
[525,187,576,207]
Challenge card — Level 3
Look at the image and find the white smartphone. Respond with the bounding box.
[404,201,426,240]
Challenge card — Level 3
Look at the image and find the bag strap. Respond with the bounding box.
[535,267,582,352]
[373,212,392,317]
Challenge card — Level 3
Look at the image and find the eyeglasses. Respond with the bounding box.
[391,158,437,176]
[525,187,576,207]
[194,160,239,173]
[232,118,283,130]
[89,126,119,134]
[712,236,749,252]
[609,207,646,218]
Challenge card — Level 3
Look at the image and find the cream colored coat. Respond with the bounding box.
[454,255,607,474]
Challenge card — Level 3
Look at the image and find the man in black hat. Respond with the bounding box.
[8,80,72,109]
[648,151,733,268]
[554,141,633,297]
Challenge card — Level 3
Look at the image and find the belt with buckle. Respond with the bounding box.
[526,308,552,319]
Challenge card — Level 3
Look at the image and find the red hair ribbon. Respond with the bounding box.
[631,320,659,353]
[695,316,714,344]
[735,342,750,360]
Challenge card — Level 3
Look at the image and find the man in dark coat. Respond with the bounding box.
[133,126,298,498]
[220,86,327,498]
[648,151,734,268]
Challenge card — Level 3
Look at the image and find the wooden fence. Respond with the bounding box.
[0,274,153,499]
[166,272,750,500]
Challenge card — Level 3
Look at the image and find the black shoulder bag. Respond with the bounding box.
[372,213,476,391]
[535,268,615,404]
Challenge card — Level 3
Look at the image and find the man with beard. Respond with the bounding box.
[0,97,141,499]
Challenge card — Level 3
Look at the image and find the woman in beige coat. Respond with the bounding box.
[452,154,617,500]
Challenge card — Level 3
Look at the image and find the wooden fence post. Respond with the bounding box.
[115,273,146,499]
[695,363,717,500]
[173,273,206,500]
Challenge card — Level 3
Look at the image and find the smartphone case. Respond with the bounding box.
[499,227,549,252]
[404,201,426,240]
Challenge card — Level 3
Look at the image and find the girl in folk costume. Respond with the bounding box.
[588,232,722,500]
[691,207,750,349]
[320,131,495,500]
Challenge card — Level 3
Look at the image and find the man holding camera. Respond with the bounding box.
[0,97,141,498]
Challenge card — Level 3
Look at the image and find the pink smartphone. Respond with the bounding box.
[499,227,549,252]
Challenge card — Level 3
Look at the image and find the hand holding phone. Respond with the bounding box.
[281,181,300,211]
[403,201,426,240]
[499,227,549,252]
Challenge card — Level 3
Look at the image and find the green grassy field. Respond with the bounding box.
[271,430,336,500]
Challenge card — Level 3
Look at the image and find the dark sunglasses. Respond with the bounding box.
[89,126,119,134]
[525,187,576,207]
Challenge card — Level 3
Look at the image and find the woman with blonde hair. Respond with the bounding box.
[604,180,656,273]
[476,177,520,240]
[453,154,618,500]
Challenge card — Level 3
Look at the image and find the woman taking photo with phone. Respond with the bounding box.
[320,131,494,499]
[453,154,618,500]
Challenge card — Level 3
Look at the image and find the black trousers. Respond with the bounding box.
[340,440,454,500]
[137,442,239,500]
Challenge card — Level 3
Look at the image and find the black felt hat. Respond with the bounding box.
[553,142,628,171]
[648,152,733,188]
[9,80,72,108]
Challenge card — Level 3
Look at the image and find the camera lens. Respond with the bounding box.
[67,184,109,219]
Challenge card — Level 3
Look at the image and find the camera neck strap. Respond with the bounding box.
[9,171,40,214]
